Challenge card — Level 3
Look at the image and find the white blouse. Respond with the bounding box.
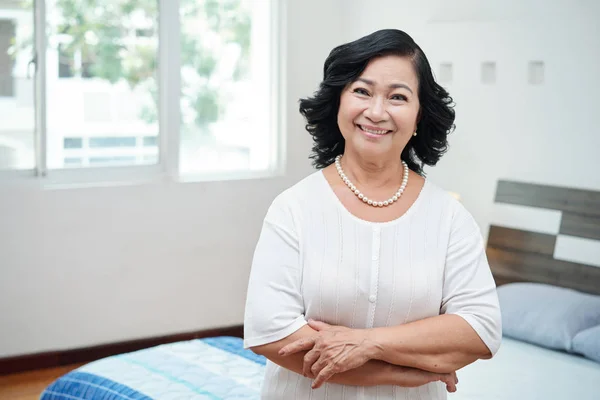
[244,171,502,400]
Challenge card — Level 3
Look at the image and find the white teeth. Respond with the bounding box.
[359,125,388,135]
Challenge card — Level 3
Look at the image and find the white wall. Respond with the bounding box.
[0,0,345,358]
[343,0,600,238]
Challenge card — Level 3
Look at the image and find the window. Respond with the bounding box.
[59,134,158,169]
[46,0,159,170]
[89,156,137,165]
[63,156,82,166]
[89,137,137,148]
[0,0,281,181]
[179,0,278,175]
[0,19,15,97]
[63,138,82,149]
[0,5,34,170]
[143,136,157,147]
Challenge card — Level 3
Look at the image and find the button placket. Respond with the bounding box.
[372,227,381,260]
[366,226,381,327]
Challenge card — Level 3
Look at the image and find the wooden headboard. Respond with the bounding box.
[486,180,600,295]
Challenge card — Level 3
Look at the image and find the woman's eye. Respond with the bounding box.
[391,94,407,101]
[353,88,369,96]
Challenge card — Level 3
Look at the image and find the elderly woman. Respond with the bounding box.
[243,29,502,399]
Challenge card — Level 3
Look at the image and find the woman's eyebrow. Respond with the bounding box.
[357,78,413,94]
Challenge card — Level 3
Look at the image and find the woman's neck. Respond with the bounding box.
[339,150,404,190]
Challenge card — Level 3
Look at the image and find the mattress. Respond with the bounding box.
[40,336,266,400]
[450,337,600,400]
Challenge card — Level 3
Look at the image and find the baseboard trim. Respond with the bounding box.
[0,324,243,376]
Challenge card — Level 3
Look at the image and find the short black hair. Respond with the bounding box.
[299,29,455,174]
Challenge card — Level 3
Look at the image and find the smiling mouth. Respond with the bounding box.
[357,124,392,136]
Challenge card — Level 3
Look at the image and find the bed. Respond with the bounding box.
[40,336,265,400]
[41,180,600,399]
[450,337,600,400]
[449,179,600,400]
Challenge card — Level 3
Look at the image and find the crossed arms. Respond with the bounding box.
[251,314,491,391]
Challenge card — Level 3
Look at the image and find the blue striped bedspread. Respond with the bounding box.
[40,336,266,400]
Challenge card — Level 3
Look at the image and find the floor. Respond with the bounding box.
[0,364,83,400]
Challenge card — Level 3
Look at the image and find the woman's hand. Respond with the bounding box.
[279,320,383,388]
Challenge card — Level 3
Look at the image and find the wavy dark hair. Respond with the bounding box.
[299,29,455,174]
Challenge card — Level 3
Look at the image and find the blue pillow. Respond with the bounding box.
[497,283,600,351]
[572,325,600,363]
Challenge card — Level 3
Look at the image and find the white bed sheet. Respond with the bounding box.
[449,337,600,400]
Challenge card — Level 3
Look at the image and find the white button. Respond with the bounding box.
[372,254,378,261]
[369,295,376,303]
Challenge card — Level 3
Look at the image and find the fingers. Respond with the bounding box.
[446,381,457,393]
[303,350,320,377]
[307,320,332,331]
[442,372,458,393]
[279,337,316,356]
[310,356,328,377]
[312,364,336,389]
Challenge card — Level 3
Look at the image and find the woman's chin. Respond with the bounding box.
[349,138,395,159]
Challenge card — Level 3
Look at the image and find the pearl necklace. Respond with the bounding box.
[334,154,409,207]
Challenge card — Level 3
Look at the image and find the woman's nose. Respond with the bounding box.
[364,97,386,122]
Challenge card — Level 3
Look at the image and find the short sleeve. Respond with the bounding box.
[440,205,503,356]
[243,194,307,349]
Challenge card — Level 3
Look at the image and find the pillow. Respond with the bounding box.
[497,282,600,352]
[572,325,600,363]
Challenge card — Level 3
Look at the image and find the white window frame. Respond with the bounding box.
[0,0,285,188]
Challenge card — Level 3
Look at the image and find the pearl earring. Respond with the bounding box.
[413,131,418,137]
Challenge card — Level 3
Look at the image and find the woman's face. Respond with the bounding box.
[337,55,420,161]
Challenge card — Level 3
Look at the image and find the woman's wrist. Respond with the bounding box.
[364,327,386,361]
